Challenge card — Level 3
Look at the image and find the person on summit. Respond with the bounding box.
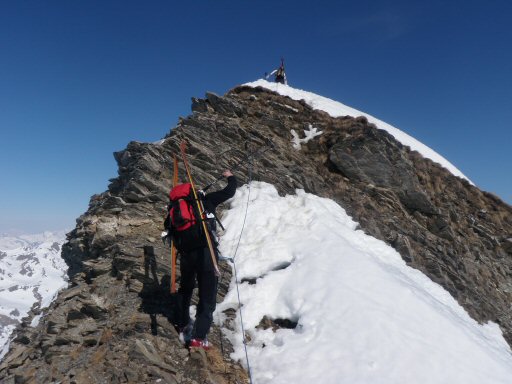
[266,58,287,85]
[164,170,237,350]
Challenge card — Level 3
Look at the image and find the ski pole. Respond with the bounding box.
[170,155,179,293]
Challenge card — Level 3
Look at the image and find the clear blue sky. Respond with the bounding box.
[1,0,511,233]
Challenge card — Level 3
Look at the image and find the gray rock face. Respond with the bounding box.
[2,85,511,383]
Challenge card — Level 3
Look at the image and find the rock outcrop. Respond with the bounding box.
[1,85,511,383]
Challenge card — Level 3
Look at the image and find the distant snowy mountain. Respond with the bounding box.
[0,231,68,358]
[0,231,67,251]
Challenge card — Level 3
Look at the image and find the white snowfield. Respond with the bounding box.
[244,79,471,183]
[217,182,512,384]
[0,232,68,358]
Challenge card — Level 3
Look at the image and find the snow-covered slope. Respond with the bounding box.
[217,182,512,384]
[0,232,68,358]
[245,79,471,183]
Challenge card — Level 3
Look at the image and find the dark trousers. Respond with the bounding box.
[177,247,218,340]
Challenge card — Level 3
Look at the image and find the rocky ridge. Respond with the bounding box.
[1,85,511,383]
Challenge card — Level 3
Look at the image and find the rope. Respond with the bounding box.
[218,140,274,381]
[230,154,255,384]
[203,138,273,192]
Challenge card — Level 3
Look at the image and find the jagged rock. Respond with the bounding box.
[130,338,177,374]
[147,366,179,383]
[191,97,210,113]
[83,337,98,347]
[67,309,88,321]
[13,335,30,345]
[206,91,245,117]
[127,279,144,293]
[123,367,142,382]
[58,285,85,301]
[0,344,27,371]
[113,148,133,168]
[329,142,395,185]
[393,234,415,262]
[428,216,455,241]
[46,319,64,334]
[83,259,112,279]
[54,334,81,346]
[81,302,108,320]
[399,190,438,215]
[102,196,127,209]
[257,316,298,331]
[502,238,512,254]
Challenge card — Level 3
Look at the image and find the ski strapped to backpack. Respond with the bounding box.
[179,141,221,277]
[170,155,179,293]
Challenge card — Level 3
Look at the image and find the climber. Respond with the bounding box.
[164,170,238,350]
[266,58,287,85]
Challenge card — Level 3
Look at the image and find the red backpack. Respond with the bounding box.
[168,183,205,251]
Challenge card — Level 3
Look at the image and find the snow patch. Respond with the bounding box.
[217,182,511,384]
[291,124,323,150]
[30,314,42,327]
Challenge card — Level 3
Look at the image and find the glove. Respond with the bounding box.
[161,231,172,246]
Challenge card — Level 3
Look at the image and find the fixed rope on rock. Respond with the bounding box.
[202,136,274,193]
[229,152,257,384]
[229,135,276,381]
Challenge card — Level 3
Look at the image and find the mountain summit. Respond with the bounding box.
[1,81,511,383]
